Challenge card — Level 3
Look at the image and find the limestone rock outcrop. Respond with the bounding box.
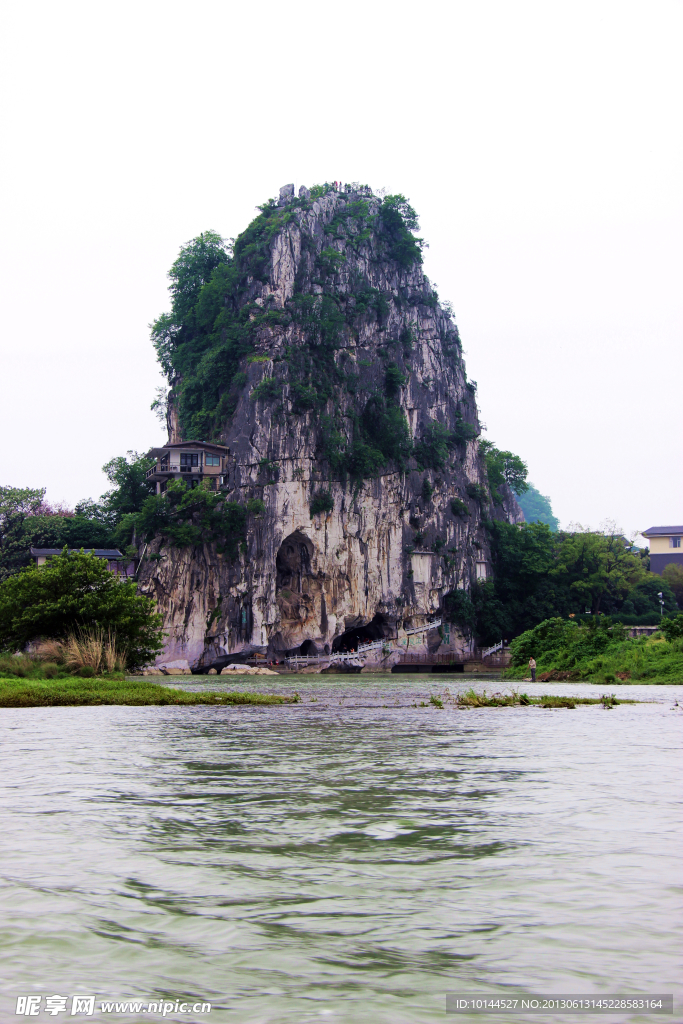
[137,185,522,668]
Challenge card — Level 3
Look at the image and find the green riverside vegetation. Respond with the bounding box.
[0,551,163,668]
[455,688,636,708]
[0,675,299,708]
[503,614,683,684]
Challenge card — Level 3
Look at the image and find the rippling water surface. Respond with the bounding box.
[0,677,681,1023]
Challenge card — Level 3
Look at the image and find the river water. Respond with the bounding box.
[0,677,680,1023]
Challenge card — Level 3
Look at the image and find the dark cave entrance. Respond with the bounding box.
[276,530,314,593]
[331,613,394,654]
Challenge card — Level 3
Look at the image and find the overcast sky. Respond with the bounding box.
[1,0,680,541]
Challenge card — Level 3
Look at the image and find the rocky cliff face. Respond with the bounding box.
[138,184,522,667]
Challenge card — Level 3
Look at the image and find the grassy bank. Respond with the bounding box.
[0,676,299,708]
[503,618,683,684]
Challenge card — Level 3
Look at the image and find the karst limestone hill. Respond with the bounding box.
[138,182,523,668]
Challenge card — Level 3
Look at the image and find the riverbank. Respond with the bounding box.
[0,675,298,708]
[504,627,683,685]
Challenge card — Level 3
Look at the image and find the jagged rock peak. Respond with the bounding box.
[142,184,522,668]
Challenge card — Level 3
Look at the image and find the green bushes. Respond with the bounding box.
[137,481,248,555]
[385,362,407,396]
[310,491,334,516]
[315,395,412,482]
[246,498,265,517]
[462,520,676,646]
[0,552,163,669]
[250,377,281,401]
[660,614,683,641]
[421,478,434,503]
[515,483,559,530]
[379,195,424,268]
[466,483,488,503]
[400,324,415,354]
[451,415,479,445]
[443,588,476,629]
[317,247,346,275]
[413,418,478,471]
[360,398,412,467]
[505,615,683,683]
[0,464,154,582]
[662,564,683,608]
[450,497,470,518]
[289,382,317,412]
[479,440,528,503]
[413,423,451,470]
[150,210,305,438]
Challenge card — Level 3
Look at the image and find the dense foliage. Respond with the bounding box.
[661,563,683,608]
[0,486,115,581]
[412,419,478,472]
[659,613,683,642]
[149,189,430,462]
[378,194,424,268]
[136,481,248,554]
[0,454,155,581]
[505,615,683,684]
[310,491,334,516]
[0,551,163,667]
[443,521,676,645]
[479,440,528,502]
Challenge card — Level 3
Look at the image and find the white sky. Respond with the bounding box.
[0,0,680,542]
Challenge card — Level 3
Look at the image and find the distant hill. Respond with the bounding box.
[515,484,559,531]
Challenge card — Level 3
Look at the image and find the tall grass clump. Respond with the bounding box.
[34,628,128,674]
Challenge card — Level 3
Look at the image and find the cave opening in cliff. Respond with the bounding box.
[276,530,314,594]
[332,613,393,654]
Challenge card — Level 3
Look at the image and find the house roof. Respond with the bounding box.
[30,548,124,558]
[145,440,229,458]
[640,526,683,537]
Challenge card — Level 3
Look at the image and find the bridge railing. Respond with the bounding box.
[356,639,388,656]
[404,618,441,636]
[482,641,505,658]
[284,651,364,669]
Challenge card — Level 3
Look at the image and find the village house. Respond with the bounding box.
[144,441,230,494]
[30,548,136,576]
[641,525,683,575]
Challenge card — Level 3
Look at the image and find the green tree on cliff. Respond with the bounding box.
[151,230,231,382]
[479,440,529,503]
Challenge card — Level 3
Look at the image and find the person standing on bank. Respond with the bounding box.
[529,657,536,683]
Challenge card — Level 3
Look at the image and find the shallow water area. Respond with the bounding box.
[0,676,680,1023]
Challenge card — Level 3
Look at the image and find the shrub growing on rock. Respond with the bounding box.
[310,491,334,517]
